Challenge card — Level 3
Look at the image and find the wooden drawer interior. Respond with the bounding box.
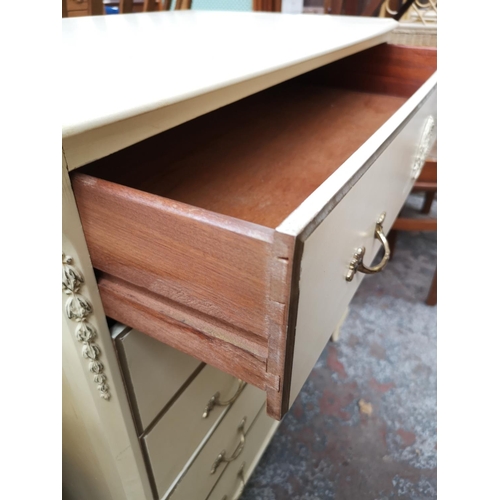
[71,44,436,420]
[75,44,435,231]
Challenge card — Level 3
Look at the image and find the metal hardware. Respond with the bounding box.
[203,380,245,418]
[412,115,436,179]
[210,418,247,474]
[346,213,391,282]
[221,462,246,500]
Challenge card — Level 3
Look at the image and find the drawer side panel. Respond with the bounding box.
[71,174,276,338]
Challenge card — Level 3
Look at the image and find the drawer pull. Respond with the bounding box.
[221,462,246,500]
[210,417,247,474]
[346,212,390,282]
[203,380,245,418]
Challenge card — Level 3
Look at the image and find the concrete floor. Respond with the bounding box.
[241,194,437,500]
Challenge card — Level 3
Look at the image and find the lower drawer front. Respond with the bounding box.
[207,405,279,500]
[114,326,201,432]
[167,384,266,500]
[288,87,437,405]
[144,365,245,498]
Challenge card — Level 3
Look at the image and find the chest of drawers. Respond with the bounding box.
[62,11,436,500]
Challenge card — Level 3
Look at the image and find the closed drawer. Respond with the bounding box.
[166,384,266,500]
[71,43,436,420]
[113,326,202,432]
[144,365,247,498]
[207,405,279,500]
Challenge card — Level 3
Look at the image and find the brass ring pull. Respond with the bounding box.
[210,417,247,474]
[346,212,391,282]
[203,380,245,418]
[221,462,246,500]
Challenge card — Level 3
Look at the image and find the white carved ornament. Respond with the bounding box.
[63,253,110,401]
[412,115,436,180]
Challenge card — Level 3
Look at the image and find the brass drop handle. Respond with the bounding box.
[210,417,247,474]
[221,462,246,500]
[346,212,391,282]
[203,380,245,418]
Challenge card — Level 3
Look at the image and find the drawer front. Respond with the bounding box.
[287,87,437,405]
[144,366,248,499]
[115,327,201,432]
[167,384,266,500]
[207,405,279,500]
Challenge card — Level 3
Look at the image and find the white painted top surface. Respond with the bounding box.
[62,11,397,139]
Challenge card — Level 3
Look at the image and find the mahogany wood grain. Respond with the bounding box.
[90,0,103,14]
[361,0,384,16]
[81,86,405,229]
[265,231,296,419]
[324,0,343,14]
[253,0,282,11]
[303,43,437,98]
[120,0,134,13]
[426,268,437,306]
[392,218,437,231]
[99,275,270,391]
[66,0,88,12]
[421,191,436,214]
[71,173,279,339]
[144,0,157,11]
[415,159,437,183]
[344,0,358,15]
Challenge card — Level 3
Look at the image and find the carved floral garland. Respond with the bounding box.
[63,253,110,400]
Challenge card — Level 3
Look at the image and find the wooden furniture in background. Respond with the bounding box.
[253,0,282,11]
[62,0,192,16]
[388,156,437,305]
[323,0,384,16]
[62,0,103,17]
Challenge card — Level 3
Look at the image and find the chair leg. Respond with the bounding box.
[387,230,398,259]
[426,268,437,306]
[421,190,436,214]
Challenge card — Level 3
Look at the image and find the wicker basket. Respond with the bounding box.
[389,23,437,47]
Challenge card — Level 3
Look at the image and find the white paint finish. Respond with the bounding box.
[277,74,438,237]
[144,366,249,498]
[62,11,396,168]
[62,164,154,500]
[167,384,266,500]
[331,307,349,343]
[288,86,437,406]
[116,327,202,431]
[206,405,280,500]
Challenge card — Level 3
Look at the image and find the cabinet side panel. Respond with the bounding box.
[62,162,154,500]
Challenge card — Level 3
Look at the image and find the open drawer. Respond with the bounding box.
[71,44,436,420]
